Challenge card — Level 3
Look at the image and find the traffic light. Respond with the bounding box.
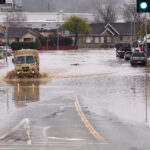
[0,0,5,4]
[137,0,150,12]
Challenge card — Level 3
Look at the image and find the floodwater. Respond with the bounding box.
[0,50,150,124]
[1,49,150,149]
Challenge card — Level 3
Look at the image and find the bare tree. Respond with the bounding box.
[5,12,27,28]
[96,0,118,23]
[123,0,145,23]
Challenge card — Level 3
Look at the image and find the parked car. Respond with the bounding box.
[130,52,147,66]
[124,51,132,60]
[133,48,140,52]
[115,43,131,58]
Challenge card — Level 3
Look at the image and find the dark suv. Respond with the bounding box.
[130,52,147,66]
[116,43,132,58]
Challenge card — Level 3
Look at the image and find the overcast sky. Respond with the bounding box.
[22,0,129,13]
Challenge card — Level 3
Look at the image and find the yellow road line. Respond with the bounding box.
[75,96,105,142]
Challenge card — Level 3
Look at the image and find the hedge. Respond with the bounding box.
[11,41,40,51]
[40,36,73,46]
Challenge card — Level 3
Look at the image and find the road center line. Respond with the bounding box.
[75,96,105,142]
[48,136,85,141]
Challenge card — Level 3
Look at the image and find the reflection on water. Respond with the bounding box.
[5,80,48,108]
[14,81,40,107]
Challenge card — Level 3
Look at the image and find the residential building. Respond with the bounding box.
[6,27,41,43]
[78,22,138,48]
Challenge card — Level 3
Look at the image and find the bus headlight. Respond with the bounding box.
[17,71,20,74]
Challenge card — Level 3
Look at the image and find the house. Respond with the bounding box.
[7,27,41,43]
[78,22,138,48]
[34,28,59,38]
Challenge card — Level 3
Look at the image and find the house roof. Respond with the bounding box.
[7,27,41,38]
[8,28,28,38]
[101,28,116,36]
[104,23,120,35]
[89,23,106,35]
[89,22,139,36]
[110,22,132,36]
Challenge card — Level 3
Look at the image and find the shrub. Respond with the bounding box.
[49,36,73,46]
[35,39,41,48]
[11,42,39,51]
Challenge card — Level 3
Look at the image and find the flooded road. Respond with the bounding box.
[0,49,150,150]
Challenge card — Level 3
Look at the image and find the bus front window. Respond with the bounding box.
[26,56,35,64]
[16,56,25,64]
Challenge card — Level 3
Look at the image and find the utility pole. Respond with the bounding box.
[130,14,133,47]
[129,2,136,48]
[133,12,136,47]
[133,3,136,48]
[57,12,59,50]
[5,15,8,63]
[5,2,9,63]
[13,0,15,10]
[48,2,50,12]
[145,16,148,57]
[145,69,148,124]
[46,37,48,50]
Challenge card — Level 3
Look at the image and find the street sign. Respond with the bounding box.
[137,0,150,12]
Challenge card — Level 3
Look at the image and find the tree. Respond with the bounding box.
[123,0,145,23]
[62,16,91,46]
[122,0,150,41]
[96,0,118,23]
[5,12,27,28]
[136,23,150,40]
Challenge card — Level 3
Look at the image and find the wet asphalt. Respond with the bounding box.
[0,49,150,150]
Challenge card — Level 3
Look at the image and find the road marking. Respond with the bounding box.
[48,137,85,141]
[75,96,105,142]
[25,119,32,145]
[0,118,32,145]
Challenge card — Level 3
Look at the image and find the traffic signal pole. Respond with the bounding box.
[136,0,150,56]
[5,10,8,63]
[131,19,133,47]
[145,16,148,57]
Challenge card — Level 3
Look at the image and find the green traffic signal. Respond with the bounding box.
[140,2,148,9]
[137,0,150,12]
